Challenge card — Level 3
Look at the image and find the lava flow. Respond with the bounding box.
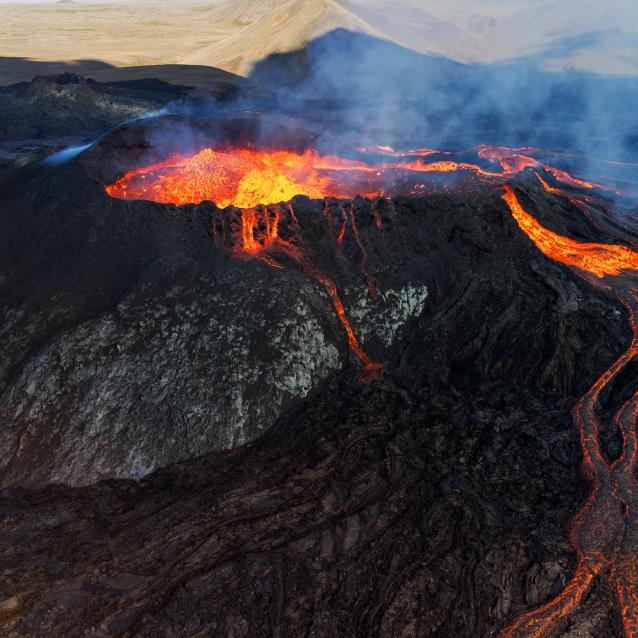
[103,143,618,383]
[105,138,638,627]
[499,186,638,638]
[213,201,384,382]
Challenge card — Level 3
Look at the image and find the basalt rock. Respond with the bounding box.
[0,74,196,174]
[0,129,632,635]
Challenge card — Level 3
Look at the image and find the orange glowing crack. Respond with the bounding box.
[535,171,559,194]
[215,202,384,381]
[499,559,603,638]
[311,269,383,382]
[343,201,376,297]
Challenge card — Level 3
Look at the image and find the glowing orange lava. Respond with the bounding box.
[502,185,638,278]
[105,144,605,209]
[104,147,396,208]
[500,186,638,638]
[106,139,638,630]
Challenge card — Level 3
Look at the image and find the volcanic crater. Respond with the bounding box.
[2,109,638,637]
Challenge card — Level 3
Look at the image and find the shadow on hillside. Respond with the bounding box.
[0,56,243,88]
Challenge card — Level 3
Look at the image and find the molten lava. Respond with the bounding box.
[500,187,638,638]
[106,137,638,631]
[105,147,381,208]
[502,185,638,278]
[105,143,606,210]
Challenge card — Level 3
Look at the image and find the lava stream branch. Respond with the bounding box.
[214,202,383,381]
[499,188,638,637]
[499,560,603,638]
[343,201,376,297]
[307,268,383,382]
[574,296,638,481]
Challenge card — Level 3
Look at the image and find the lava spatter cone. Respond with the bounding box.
[104,143,606,383]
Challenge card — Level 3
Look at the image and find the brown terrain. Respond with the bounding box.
[1,0,637,87]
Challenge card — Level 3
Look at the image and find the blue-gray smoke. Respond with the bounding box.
[116,28,638,191]
[200,29,635,187]
[42,106,172,166]
[42,143,93,166]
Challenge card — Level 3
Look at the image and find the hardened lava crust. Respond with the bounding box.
[1,112,636,636]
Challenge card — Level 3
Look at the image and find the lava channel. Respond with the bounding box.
[499,186,638,638]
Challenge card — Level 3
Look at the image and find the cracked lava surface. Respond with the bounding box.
[106,142,638,634]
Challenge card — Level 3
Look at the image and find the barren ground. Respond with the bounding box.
[1,0,637,86]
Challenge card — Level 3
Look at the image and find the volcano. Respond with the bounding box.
[1,98,638,638]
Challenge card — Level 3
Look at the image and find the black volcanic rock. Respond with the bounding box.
[0,74,196,173]
[0,113,633,635]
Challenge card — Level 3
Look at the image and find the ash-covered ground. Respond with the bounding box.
[2,31,638,638]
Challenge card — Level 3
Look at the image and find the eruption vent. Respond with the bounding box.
[105,147,386,208]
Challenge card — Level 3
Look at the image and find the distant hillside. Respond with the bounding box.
[182,0,359,74]
[0,0,637,81]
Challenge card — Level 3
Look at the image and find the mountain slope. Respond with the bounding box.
[0,0,637,83]
[182,0,638,75]
[181,0,380,74]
